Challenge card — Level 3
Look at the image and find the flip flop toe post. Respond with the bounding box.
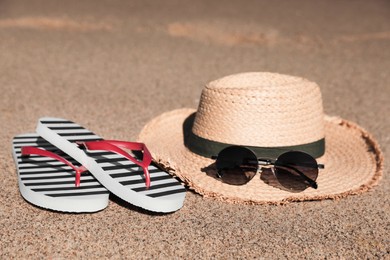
[36,117,186,213]
[12,133,109,213]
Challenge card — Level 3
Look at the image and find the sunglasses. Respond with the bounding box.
[212,146,324,189]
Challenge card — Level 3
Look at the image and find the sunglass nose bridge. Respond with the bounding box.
[257,159,274,166]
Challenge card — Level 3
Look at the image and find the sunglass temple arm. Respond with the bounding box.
[280,164,318,189]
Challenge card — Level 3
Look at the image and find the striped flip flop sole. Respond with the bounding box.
[12,133,109,212]
[36,117,186,213]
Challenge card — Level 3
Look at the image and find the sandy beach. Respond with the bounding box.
[0,0,389,258]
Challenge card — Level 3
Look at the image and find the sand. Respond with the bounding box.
[0,0,389,258]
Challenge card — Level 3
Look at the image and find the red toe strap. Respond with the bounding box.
[77,140,152,188]
[21,147,87,187]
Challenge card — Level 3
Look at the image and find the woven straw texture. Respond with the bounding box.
[193,72,324,146]
[138,73,384,204]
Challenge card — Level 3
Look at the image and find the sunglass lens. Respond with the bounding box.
[215,146,258,185]
[274,151,319,190]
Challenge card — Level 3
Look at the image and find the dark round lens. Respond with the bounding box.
[215,146,258,185]
[274,151,319,190]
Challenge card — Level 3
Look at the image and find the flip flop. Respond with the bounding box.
[36,117,186,213]
[12,133,109,213]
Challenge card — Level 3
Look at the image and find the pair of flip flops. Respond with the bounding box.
[12,118,186,213]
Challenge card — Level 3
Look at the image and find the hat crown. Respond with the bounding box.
[192,72,325,147]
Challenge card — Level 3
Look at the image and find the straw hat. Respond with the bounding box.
[138,72,384,204]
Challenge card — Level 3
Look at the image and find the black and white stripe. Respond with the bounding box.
[13,134,109,198]
[13,133,110,212]
[38,118,186,212]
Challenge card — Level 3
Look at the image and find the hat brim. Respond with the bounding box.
[138,108,384,204]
